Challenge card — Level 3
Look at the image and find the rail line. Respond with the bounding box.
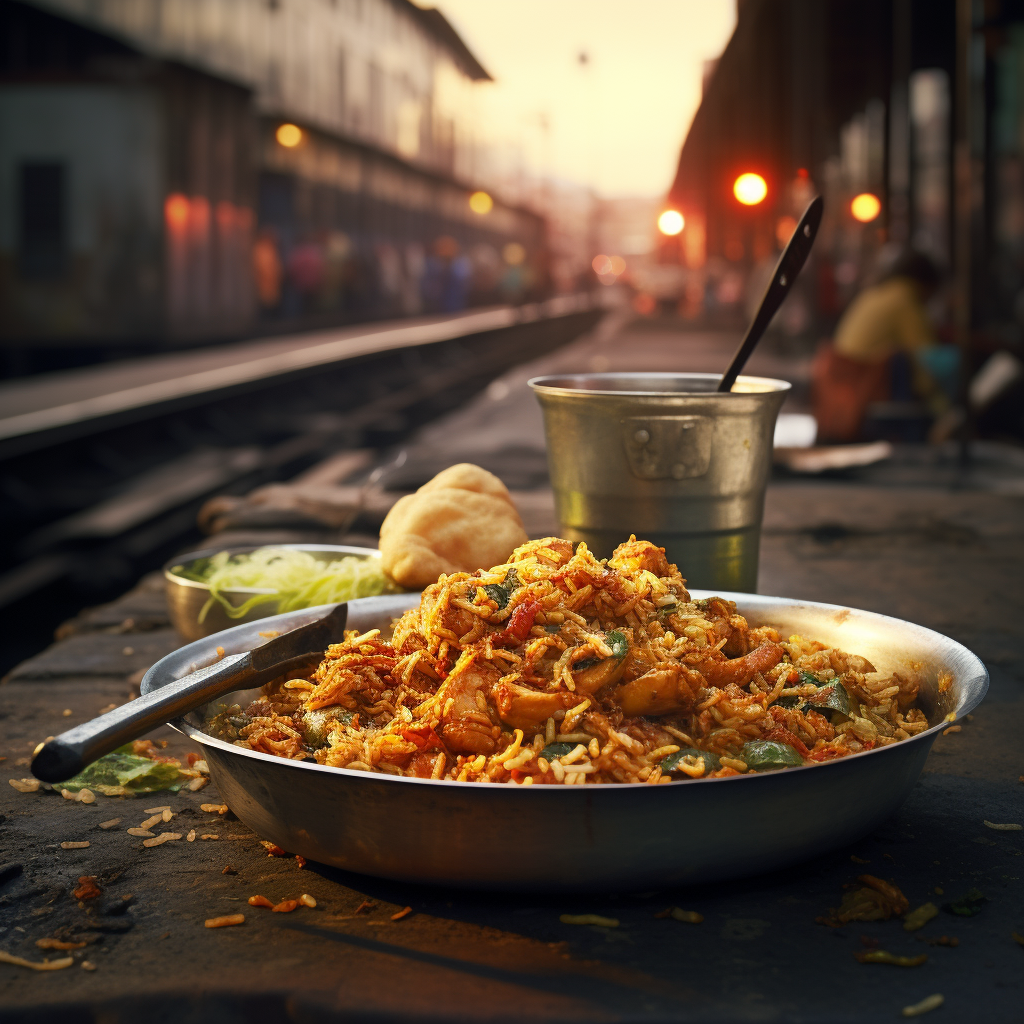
[0,301,600,674]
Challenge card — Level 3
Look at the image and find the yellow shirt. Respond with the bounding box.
[834,277,933,363]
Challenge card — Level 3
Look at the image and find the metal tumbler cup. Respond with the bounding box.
[529,372,790,592]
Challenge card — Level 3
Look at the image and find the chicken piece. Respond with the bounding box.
[493,680,574,731]
[407,751,443,779]
[612,664,703,717]
[698,641,784,688]
[693,598,751,657]
[420,581,478,639]
[572,631,629,694]
[609,537,677,579]
[510,537,574,567]
[573,654,627,695]
[438,656,499,754]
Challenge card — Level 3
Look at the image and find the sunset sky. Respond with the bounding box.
[434,0,736,198]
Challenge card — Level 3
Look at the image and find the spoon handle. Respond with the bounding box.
[30,653,255,784]
[718,195,824,393]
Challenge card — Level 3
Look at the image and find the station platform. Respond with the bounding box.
[1,312,1022,1024]
[0,297,592,458]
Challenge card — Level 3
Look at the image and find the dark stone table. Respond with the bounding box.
[2,319,1022,1023]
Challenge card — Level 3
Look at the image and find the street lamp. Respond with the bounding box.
[469,191,493,215]
[733,173,767,206]
[850,192,881,223]
[276,123,303,148]
[658,209,685,236]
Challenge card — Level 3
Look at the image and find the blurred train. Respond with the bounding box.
[0,0,548,365]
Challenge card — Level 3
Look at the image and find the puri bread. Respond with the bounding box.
[379,464,528,589]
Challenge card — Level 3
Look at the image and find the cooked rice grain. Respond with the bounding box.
[209,536,934,787]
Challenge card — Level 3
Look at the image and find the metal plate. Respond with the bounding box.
[141,593,989,891]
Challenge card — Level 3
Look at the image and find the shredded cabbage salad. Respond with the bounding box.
[177,547,396,622]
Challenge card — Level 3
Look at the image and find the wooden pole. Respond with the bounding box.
[953,0,973,465]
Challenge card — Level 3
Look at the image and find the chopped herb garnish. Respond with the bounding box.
[740,739,805,771]
[479,568,521,610]
[59,747,184,796]
[943,888,987,917]
[770,695,802,710]
[302,707,355,749]
[661,748,721,774]
[541,742,576,760]
[605,630,629,660]
[575,630,629,672]
[804,680,852,717]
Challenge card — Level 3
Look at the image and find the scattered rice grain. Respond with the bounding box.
[560,914,619,927]
[205,914,244,928]
[142,832,181,848]
[901,994,944,1017]
[0,951,74,971]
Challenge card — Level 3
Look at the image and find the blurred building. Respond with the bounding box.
[0,0,546,350]
[666,1,955,334]
[665,1,1024,351]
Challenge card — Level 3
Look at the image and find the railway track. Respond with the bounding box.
[0,302,600,674]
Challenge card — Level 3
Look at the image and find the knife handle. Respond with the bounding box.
[31,652,253,783]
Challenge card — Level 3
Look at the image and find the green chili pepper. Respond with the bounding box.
[740,739,805,771]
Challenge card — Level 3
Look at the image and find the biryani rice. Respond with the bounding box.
[209,537,931,785]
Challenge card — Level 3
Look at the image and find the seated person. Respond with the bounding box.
[813,250,953,441]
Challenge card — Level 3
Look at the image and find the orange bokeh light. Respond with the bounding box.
[775,215,797,247]
[733,173,767,206]
[164,194,189,231]
[657,209,684,236]
[276,123,303,148]
[850,192,881,223]
[469,191,493,215]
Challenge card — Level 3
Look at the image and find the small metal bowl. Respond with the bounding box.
[163,543,384,642]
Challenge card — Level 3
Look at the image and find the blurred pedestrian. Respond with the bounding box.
[812,249,953,441]
[252,229,283,308]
